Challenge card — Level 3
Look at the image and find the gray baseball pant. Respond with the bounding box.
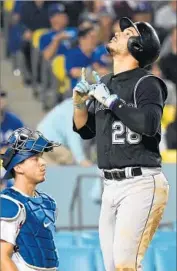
[99,168,169,271]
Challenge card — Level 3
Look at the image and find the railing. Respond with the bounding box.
[69,174,103,231]
[68,173,174,232]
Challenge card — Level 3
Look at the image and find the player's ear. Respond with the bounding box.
[14,164,24,175]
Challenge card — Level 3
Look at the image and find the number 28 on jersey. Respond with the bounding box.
[112,121,142,145]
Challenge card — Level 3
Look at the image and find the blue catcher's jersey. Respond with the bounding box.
[0,188,59,269]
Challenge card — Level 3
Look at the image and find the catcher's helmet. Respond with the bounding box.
[119,17,161,67]
[2,127,60,179]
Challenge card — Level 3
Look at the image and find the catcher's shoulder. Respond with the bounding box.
[0,194,22,220]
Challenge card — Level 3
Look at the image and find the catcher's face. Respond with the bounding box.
[16,153,47,184]
[107,26,139,56]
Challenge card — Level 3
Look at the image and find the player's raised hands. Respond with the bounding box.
[73,68,90,94]
[89,70,118,108]
[92,70,101,84]
[73,68,90,109]
[81,67,86,81]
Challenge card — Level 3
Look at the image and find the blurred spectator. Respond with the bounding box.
[132,1,153,23]
[0,166,6,191]
[78,18,95,30]
[89,7,113,76]
[0,166,14,191]
[166,113,177,149]
[0,90,24,152]
[112,19,121,33]
[0,1,3,28]
[63,1,85,27]
[4,1,24,75]
[113,1,134,20]
[160,27,175,58]
[20,0,51,31]
[37,98,92,166]
[151,62,176,105]
[159,27,177,87]
[20,0,52,84]
[78,1,106,26]
[154,0,177,32]
[11,0,24,25]
[40,3,70,61]
[151,61,176,152]
[66,26,98,90]
[150,0,167,12]
[97,7,114,44]
[93,44,112,76]
[93,0,109,13]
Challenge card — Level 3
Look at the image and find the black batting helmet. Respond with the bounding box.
[119,17,161,67]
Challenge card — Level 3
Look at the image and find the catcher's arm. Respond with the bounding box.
[0,241,19,271]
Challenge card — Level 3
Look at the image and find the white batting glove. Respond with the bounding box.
[89,71,118,108]
[73,68,90,94]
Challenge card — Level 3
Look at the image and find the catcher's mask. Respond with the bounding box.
[2,127,60,179]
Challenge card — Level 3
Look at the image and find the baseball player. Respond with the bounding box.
[72,17,169,271]
[0,127,60,271]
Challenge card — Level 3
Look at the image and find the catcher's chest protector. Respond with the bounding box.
[1,188,59,269]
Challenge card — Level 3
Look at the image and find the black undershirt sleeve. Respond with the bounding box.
[73,100,96,139]
[111,77,166,136]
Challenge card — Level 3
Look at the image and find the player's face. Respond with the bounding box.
[50,13,68,30]
[107,26,139,56]
[21,153,47,184]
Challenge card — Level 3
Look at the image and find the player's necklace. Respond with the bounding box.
[33,191,38,198]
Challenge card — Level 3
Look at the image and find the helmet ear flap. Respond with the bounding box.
[128,36,143,53]
[2,148,16,169]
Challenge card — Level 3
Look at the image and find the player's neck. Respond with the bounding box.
[14,178,36,197]
[113,55,139,75]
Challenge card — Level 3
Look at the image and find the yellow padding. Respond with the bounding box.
[161,150,176,163]
[0,159,3,168]
[52,55,70,94]
[52,55,65,81]
[3,0,15,12]
[161,105,176,130]
[32,29,49,49]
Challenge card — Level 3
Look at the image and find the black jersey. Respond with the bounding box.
[73,68,167,169]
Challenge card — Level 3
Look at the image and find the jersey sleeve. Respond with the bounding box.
[111,76,167,136]
[0,196,26,245]
[134,76,167,109]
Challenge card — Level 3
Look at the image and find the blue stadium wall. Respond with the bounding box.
[39,165,176,229]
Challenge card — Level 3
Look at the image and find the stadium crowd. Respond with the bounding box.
[0,0,177,187]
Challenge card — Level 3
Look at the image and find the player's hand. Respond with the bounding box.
[74,68,90,94]
[73,68,90,109]
[89,71,118,108]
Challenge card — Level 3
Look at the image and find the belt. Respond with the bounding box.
[103,167,142,181]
